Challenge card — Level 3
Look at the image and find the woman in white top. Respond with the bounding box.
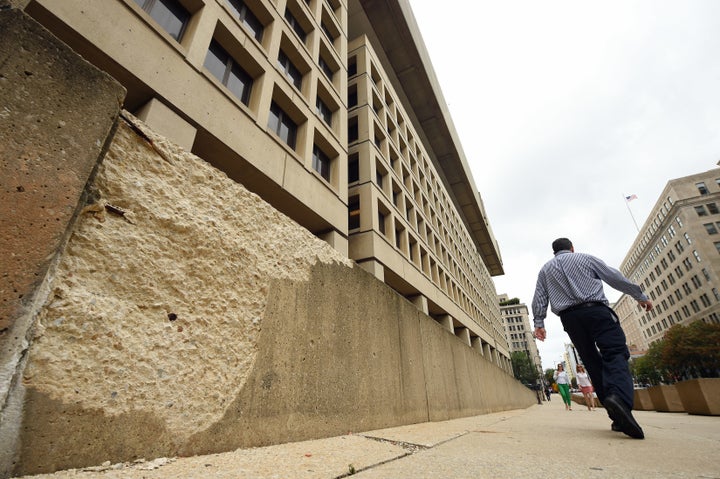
[576,364,596,410]
[553,363,572,410]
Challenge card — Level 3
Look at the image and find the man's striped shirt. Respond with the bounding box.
[531,250,648,328]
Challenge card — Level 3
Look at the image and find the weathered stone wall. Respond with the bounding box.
[2,9,534,477]
[0,8,125,477]
[13,115,533,476]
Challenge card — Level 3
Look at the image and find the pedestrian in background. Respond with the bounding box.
[576,364,596,411]
[532,237,652,439]
[553,363,572,410]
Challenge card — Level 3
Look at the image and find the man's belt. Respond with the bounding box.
[561,301,605,314]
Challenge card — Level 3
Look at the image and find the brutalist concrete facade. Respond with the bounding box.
[21,0,510,369]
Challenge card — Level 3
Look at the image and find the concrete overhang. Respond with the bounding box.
[352,0,504,276]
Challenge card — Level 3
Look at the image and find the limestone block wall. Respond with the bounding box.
[12,113,534,476]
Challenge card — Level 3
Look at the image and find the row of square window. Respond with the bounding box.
[348,86,447,208]
[695,179,720,196]
[134,0,343,181]
[348,197,488,315]
[347,114,454,224]
[644,295,715,339]
[348,149,483,283]
[135,0,343,105]
[135,0,342,50]
[348,154,486,287]
[627,217,686,281]
[347,56,424,160]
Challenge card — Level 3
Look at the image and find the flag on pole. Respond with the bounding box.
[625,194,638,202]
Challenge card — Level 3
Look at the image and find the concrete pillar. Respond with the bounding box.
[134,98,197,151]
[471,336,483,353]
[358,259,384,281]
[408,294,428,315]
[483,342,492,361]
[455,327,471,347]
[437,314,453,334]
[318,229,348,257]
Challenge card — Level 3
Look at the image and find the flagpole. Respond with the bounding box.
[623,194,640,233]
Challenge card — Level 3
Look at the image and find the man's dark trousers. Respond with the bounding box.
[560,304,634,409]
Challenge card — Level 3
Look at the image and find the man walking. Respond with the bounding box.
[532,238,652,439]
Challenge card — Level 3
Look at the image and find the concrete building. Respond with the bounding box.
[498,294,542,378]
[618,167,720,351]
[20,0,509,367]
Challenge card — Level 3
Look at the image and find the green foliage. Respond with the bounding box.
[511,351,539,384]
[544,368,555,386]
[631,321,720,384]
[499,298,521,306]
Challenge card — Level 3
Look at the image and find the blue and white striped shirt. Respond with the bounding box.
[531,250,648,328]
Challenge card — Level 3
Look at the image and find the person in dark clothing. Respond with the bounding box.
[531,238,652,439]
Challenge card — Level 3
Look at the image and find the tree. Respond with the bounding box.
[511,351,539,385]
[631,320,720,385]
[544,368,555,388]
[660,321,720,380]
[632,339,663,385]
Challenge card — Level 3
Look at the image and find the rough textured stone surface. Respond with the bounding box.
[16,115,351,474]
[15,115,533,475]
[0,8,125,477]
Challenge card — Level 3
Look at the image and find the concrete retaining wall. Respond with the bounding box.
[2,8,534,477]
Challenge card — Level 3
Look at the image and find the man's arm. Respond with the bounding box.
[531,271,548,341]
[590,255,649,302]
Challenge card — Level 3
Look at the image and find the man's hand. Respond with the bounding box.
[638,300,653,311]
[534,327,546,341]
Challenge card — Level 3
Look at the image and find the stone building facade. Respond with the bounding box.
[618,168,720,351]
[498,295,542,379]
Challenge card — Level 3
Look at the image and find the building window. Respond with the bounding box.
[378,210,386,235]
[316,96,332,126]
[704,223,718,235]
[348,153,359,183]
[348,85,358,108]
[319,56,333,80]
[694,250,701,262]
[284,9,306,42]
[348,195,360,230]
[268,101,297,148]
[690,300,700,313]
[225,0,263,41]
[204,40,253,105]
[684,232,692,244]
[696,182,709,195]
[348,56,357,76]
[134,0,189,41]
[675,241,684,254]
[709,203,720,214]
[312,145,331,181]
[321,21,335,43]
[348,118,358,143]
[278,50,303,89]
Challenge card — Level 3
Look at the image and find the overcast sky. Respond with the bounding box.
[409,0,720,370]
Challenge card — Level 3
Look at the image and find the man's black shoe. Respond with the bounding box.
[610,421,622,432]
[604,395,644,439]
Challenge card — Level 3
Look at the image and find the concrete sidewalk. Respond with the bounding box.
[15,397,720,479]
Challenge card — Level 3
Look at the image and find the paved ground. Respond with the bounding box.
[15,395,720,479]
